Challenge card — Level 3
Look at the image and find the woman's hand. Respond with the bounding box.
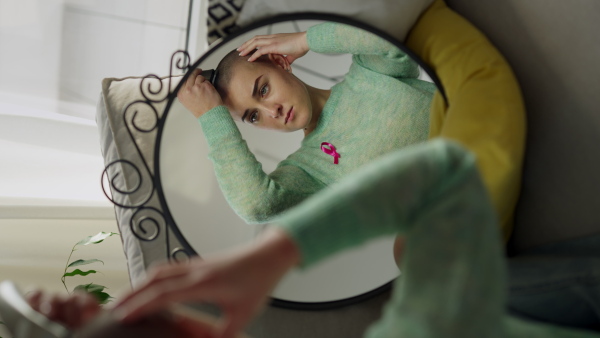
[171,305,251,338]
[112,228,300,338]
[237,32,309,63]
[26,290,102,330]
[177,68,223,118]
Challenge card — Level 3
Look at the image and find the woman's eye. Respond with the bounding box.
[250,111,259,123]
[260,84,269,97]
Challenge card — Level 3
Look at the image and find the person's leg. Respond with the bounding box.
[363,140,508,338]
[360,141,599,338]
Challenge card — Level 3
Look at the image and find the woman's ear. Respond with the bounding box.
[268,54,292,73]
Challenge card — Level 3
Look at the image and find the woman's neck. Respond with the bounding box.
[304,85,331,136]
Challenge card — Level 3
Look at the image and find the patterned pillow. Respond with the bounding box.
[207,0,246,44]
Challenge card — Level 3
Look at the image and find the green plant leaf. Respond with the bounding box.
[77,232,119,246]
[74,283,113,305]
[67,259,104,268]
[73,283,106,294]
[94,291,113,305]
[62,269,97,278]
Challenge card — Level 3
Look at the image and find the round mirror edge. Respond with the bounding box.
[154,12,441,310]
[270,280,393,311]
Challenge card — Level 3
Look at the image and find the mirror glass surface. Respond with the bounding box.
[158,18,436,306]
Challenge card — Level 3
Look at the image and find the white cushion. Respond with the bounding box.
[97,75,181,288]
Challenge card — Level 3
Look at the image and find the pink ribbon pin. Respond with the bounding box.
[321,142,340,164]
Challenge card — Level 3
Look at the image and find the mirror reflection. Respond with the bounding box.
[159,18,437,304]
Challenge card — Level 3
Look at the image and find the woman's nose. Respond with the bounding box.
[265,104,283,118]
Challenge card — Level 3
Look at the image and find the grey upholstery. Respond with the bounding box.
[444,0,600,253]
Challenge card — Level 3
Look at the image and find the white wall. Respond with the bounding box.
[0,219,129,294]
[58,0,190,105]
[0,0,64,99]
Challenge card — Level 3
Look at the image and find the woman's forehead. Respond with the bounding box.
[223,85,252,120]
[230,60,265,86]
[225,64,263,109]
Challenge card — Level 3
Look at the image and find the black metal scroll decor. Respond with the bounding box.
[101,50,193,263]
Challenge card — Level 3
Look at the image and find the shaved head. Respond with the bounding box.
[213,49,269,101]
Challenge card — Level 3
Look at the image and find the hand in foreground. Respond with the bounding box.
[72,305,250,338]
[25,289,247,338]
[171,305,252,338]
[237,32,309,63]
[177,68,223,118]
[26,290,102,330]
[112,228,300,338]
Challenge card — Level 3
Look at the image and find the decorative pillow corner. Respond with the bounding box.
[207,0,246,45]
[96,75,182,288]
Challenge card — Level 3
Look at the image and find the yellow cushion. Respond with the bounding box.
[406,0,526,241]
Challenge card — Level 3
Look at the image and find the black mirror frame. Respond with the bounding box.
[102,12,445,311]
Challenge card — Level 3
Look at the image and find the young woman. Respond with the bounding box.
[177,21,436,225]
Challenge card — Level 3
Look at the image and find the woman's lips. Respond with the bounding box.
[285,107,294,124]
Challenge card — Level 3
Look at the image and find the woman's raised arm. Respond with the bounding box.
[241,22,420,79]
[237,32,309,64]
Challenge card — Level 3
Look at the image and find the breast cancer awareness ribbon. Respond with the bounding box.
[321,142,340,164]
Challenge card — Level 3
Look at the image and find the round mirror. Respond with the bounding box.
[156,14,440,309]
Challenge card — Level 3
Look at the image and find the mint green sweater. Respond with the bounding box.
[199,22,436,224]
[275,139,598,338]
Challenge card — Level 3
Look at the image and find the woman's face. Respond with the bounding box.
[223,55,313,132]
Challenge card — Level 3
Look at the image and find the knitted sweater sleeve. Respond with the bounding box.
[275,140,507,338]
[306,22,420,79]
[198,106,323,224]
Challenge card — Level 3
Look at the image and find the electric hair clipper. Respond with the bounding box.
[200,69,217,84]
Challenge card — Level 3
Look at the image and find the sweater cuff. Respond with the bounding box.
[197,105,242,147]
